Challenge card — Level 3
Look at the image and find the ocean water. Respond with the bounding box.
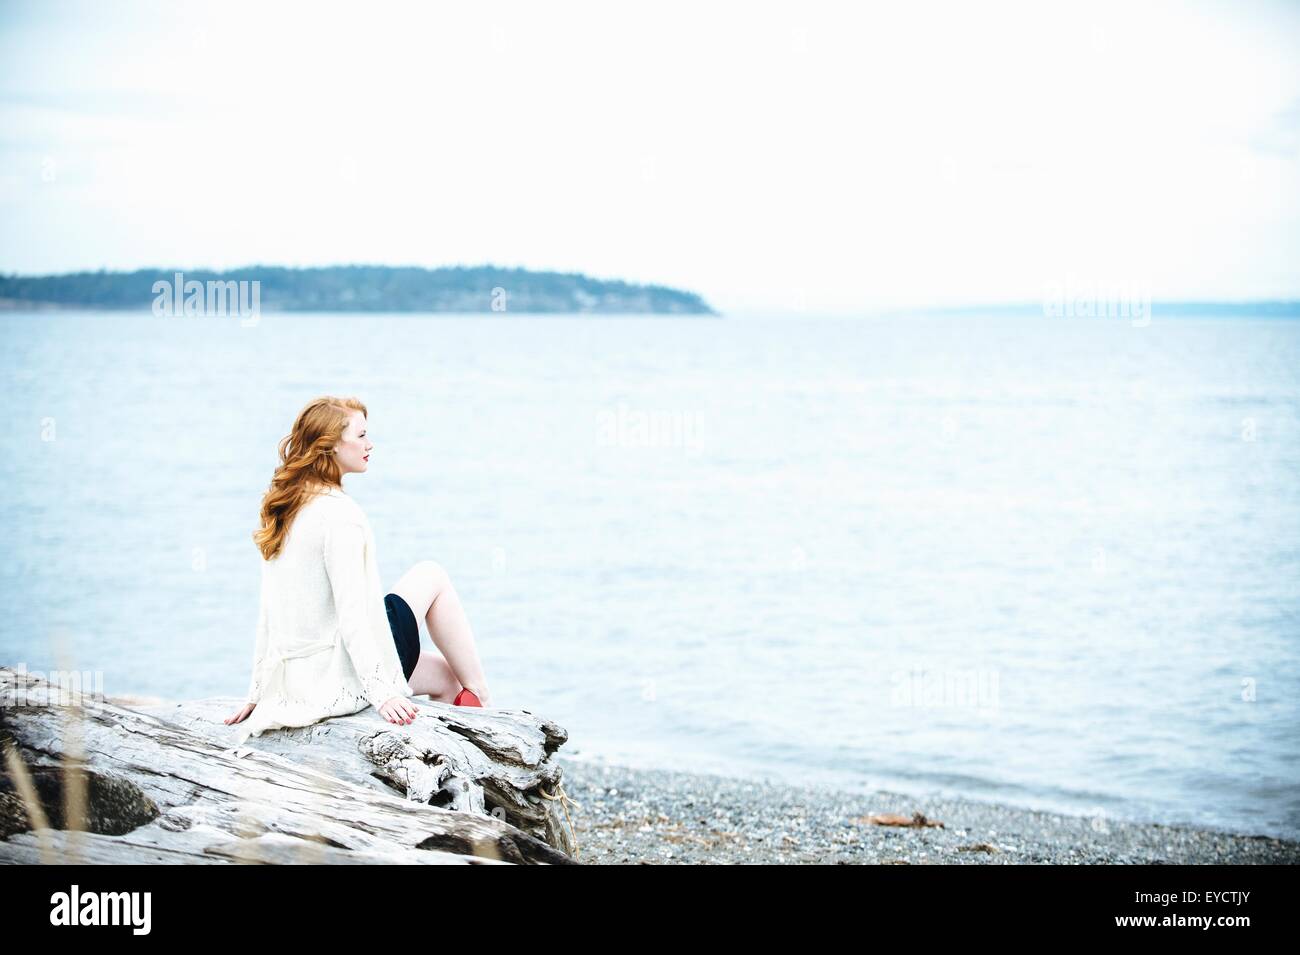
[2,308,1297,840]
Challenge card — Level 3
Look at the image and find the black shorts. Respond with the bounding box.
[384,592,421,681]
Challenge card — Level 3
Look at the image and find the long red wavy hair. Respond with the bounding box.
[253,395,367,561]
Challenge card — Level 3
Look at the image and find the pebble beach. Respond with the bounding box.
[554,755,1300,865]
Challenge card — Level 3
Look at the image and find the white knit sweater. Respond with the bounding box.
[234,486,412,744]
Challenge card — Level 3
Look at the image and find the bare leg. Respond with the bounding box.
[406,650,460,703]
[390,561,492,705]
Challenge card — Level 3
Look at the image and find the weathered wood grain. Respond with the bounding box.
[0,666,578,865]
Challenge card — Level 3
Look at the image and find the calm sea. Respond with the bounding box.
[2,308,1297,839]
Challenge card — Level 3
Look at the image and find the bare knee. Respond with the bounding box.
[416,560,450,593]
[391,560,450,618]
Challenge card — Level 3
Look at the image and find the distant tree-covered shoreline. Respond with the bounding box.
[0,264,718,315]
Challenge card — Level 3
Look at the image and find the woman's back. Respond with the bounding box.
[235,485,413,743]
[263,487,352,649]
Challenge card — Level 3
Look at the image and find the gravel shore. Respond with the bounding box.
[554,754,1300,865]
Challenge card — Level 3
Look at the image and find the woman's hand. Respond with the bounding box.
[379,696,419,725]
[224,702,256,725]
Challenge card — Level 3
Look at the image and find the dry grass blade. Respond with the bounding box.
[2,739,54,864]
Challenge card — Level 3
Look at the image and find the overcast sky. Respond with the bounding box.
[1,0,1297,313]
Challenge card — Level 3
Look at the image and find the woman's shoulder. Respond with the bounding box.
[310,487,368,527]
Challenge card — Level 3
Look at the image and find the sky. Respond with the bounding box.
[1,0,1297,314]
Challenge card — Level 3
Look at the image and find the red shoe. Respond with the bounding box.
[453,687,483,707]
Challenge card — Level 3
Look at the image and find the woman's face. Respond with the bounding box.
[334,411,373,476]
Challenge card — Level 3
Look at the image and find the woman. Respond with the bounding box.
[224,395,492,744]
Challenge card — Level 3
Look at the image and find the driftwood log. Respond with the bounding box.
[0,665,579,864]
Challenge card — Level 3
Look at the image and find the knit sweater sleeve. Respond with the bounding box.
[245,564,270,704]
[322,516,411,709]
